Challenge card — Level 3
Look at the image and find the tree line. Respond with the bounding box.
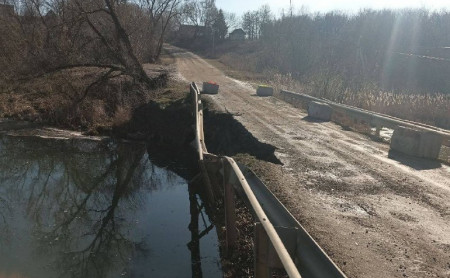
[178,0,229,43]
[233,7,450,94]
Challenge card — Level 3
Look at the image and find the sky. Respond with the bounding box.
[216,0,450,16]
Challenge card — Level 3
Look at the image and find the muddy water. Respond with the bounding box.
[0,135,222,278]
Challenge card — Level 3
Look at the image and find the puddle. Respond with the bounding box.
[0,135,222,278]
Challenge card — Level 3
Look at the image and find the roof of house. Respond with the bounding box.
[230,28,246,35]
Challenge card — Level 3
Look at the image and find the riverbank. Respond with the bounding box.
[0,57,177,133]
[0,53,260,276]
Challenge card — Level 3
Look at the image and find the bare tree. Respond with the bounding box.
[141,0,181,60]
[2,0,179,88]
[181,0,202,26]
[224,11,239,31]
[242,10,260,40]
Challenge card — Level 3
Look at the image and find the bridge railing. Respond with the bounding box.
[280,89,450,148]
[190,82,347,278]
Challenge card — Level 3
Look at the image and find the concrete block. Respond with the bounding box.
[202,81,219,94]
[390,126,443,159]
[308,101,332,121]
[390,126,421,156]
[256,85,273,96]
[418,131,444,159]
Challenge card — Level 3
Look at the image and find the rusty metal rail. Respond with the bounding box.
[190,82,347,278]
[280,90,450,147]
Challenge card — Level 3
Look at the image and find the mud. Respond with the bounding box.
[169,45,450,278]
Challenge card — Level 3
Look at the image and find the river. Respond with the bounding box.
[0,135,222,278]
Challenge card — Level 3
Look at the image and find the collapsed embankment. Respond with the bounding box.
[116,88,291,277]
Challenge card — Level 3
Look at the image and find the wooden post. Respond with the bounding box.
[224,181,237,255]
[254,223,271,278]
[223,159,237,255]
[254,223,299,277]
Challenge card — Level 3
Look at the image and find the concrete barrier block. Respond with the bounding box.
[308,101,332,121]
[390,126,421,156]
[256,86,273,96]
[390,126,443,159]
[202,82,219,94]
[418,131,443,159]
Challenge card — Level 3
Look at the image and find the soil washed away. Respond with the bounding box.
[0,135,222,278]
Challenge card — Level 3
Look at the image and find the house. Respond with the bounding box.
[229,28,246,41]
[0,4,14,18]
[178,25,209,40]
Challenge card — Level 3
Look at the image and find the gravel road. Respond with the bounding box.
[169,45,450,278]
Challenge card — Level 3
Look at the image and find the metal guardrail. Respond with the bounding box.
[192,82,207,159]
[190,82,347,278]
[280,90,450,147]
[191,82,301,277]
[238,163,347,278]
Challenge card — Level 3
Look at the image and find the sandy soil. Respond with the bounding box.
[168,45,450,278]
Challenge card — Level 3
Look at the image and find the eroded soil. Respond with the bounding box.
[169,45,450,278]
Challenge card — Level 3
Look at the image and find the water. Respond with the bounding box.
[0,135,222,278]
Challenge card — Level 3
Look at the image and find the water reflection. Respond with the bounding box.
[0,136,222,278]
[188,188,216,278]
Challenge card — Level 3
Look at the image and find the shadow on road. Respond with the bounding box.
[250,94,271,97]
[301,115,330,123]
[388,150,442,170]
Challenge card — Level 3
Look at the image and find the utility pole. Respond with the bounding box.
[290,0,293,17]
[212,27,215,55]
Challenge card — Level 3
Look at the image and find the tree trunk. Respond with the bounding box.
[104,0,157,88]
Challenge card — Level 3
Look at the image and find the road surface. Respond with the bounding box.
[169,45,450,278]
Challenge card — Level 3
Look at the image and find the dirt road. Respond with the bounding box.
[169,45,450,278]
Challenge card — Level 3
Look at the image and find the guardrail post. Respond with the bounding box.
[224,181,237,254]
[223,158,238,255]
[254,223,271,278]
[254,223,300,277]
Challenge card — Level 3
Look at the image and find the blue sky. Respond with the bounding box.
[216,0,450,16]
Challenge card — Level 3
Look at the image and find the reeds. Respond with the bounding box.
[269,73,450,129]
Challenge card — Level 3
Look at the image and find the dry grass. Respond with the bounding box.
[268,73,450,129]
[0,68,153,133]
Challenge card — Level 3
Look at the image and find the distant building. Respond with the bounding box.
[178,25,209,39]
[229,28,246,41]
[0,4,14,18]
